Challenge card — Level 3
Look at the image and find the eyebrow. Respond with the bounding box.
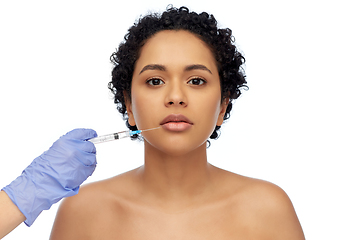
[139,64,212,75]
[185,64,212,74]
[139,64,166,74]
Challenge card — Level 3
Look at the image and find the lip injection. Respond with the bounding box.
[89,126,161,144]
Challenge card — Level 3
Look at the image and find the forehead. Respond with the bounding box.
[134,30,218,73]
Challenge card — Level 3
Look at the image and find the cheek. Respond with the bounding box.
[131,90,161,128]
[201,88,222,116]
[192,92,222,133]
[131,99,148,127]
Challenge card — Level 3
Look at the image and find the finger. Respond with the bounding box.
[74,150,97,166]
[68,139,97,154]
[64,128,98,141]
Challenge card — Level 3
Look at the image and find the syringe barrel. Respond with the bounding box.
[89,131,131,144]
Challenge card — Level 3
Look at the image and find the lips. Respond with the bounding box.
[160,114,193,131]
[160,114,193,125]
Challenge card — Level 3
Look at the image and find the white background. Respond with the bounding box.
[1,0,359,239]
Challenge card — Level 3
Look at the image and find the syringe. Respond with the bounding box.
[89,126,161,144]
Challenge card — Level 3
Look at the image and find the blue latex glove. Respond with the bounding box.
[2,128,97,226]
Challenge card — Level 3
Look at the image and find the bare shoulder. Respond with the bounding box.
[50,169,138,240]
[215,168,305,239]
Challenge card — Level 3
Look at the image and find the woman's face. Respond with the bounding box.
[126,30,227,156]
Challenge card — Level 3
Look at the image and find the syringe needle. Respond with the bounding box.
[130,126,161,135]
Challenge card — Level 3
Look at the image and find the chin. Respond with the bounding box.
[144,136,208,157]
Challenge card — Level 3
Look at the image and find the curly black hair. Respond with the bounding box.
[109,6,247,140]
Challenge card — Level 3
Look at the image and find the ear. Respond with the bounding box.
[124,91,136,126]
[216,98,229,126]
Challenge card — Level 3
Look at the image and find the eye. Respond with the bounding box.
[147,78,165,86]
[187,77,206,86]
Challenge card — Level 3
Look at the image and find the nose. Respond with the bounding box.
[165,82,187,107]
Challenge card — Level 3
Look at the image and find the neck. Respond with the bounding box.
[136,141,215,202]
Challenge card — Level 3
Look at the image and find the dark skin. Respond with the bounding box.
[50,30,305,240]
[50,167,305,240]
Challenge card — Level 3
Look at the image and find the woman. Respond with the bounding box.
[50,7,305,239]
